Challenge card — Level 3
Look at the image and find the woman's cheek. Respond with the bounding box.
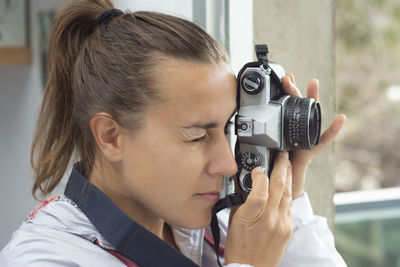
[169,157,177,166]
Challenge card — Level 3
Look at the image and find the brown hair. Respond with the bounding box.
[31,0,228,199]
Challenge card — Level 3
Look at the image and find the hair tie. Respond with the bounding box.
[97,8,123,25]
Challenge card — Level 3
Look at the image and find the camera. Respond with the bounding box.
[235,44,322,192]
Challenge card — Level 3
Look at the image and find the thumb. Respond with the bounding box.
[235,167,269,222]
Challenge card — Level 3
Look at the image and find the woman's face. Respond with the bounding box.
[119,60,238,229]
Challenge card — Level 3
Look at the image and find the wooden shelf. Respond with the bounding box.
[0,47,32,65]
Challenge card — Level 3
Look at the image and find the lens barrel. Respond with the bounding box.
[283,96,321,150]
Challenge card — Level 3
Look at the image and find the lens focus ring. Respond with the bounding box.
[299,98,312,147]
[284,96,321,150]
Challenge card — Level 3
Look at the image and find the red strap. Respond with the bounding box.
[28,196,60,220]
[94,239,139,267]
[204,230,225,256]
[30,197,138,266]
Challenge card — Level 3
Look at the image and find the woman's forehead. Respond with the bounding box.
[150,60,237,124]
[156,61,235,101]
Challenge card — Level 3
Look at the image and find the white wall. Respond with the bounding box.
[228,0,253,75]
[0,63,40,248]
[0,0,193,249]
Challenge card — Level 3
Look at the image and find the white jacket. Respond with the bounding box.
[1,166,346,267]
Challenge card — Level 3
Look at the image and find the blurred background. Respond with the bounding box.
[335,0,400,266]
[335,0,400,193]
[0,0,399,266]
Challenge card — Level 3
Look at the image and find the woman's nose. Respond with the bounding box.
[206,135,238,177]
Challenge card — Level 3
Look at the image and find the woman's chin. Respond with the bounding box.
[170,212,212,229]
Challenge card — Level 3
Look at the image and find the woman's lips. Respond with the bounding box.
[195,192,221,202]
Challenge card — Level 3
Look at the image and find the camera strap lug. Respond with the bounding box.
[255,44,270,69]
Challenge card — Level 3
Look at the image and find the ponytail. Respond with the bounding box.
[31,0,113,199]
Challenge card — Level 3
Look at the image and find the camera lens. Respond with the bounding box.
[283,96,321,150]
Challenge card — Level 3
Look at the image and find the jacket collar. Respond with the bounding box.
[64,163,199,267]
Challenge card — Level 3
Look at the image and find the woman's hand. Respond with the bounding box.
[282,74,346,198]
[225,152,293,267]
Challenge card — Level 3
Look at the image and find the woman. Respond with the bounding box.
[1,0,346,266]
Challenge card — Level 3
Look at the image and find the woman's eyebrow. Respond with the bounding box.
[184,122,218,130]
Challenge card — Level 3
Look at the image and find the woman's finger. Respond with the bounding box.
[288,73,296,85]
[311,114,346,156]
[249,167,269,199]
[267,152,289,209]
[240,167,270,221]
[279,160,292,213]
[306,79,319,102]
[282,75,302,97]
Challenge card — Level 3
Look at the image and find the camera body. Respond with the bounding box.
[235,45,321,192]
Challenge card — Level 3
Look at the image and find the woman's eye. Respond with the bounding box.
[191,135,207,142]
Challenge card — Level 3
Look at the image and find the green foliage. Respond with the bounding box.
[382,27,398,45]
[336,0,355,10]
[377,80,389,93]
[367,0,387,8]
[338,19,372,50]
[392,6,400,22]
[335,0,400,193]
[336,0,373,50]
[339,83,359,113]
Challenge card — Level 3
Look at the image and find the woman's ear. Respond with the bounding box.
[90,112,123,162]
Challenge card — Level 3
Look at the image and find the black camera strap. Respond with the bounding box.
[256,44,270,66]
[256,44,282,87]
[210,191,248,267]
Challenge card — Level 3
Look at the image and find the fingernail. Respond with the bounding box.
[254,166,266,173]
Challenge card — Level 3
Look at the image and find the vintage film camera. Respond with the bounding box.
[235,45,322,192]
